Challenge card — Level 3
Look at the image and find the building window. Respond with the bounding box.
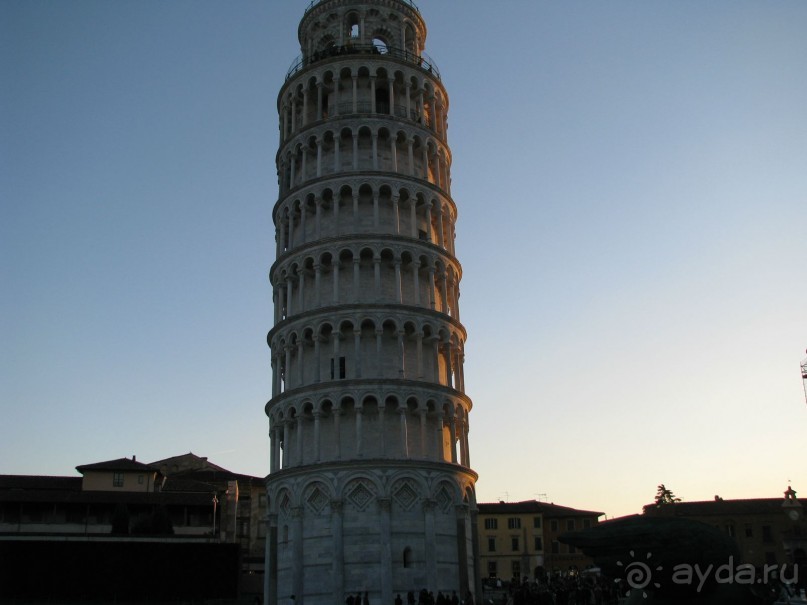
[550,520,558,532]
[533,516,541,528]
[487,537,496,552]
[484,518,498,530]
[511,537,519,551]
[112,472,124,488]
[403,547,413,568]
[566,519,575,531]
[508,517,521,529]
[762,525,773,543]
[745,523,753,538]
[583,519,591,529]
[331,356,346,379]
[138,474,144,485]
[726,524,735,538]
[238,520,249,537]
[511,561,521,579]
[551,540,560,554]
[487,561,497,579]
[534,537,543,551]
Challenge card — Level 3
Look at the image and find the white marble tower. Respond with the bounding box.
[265,1,478,603]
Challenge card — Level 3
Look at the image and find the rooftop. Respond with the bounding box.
[478,499,604,518]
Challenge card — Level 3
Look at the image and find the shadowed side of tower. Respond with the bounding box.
[264,2,478,603]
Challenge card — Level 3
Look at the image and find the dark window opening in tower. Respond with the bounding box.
[375,87,390,115]
[331,356,346,380]
[404,24,415,54]
[402,547,412,568]
[322,92,329,120]
[372,37,389,54]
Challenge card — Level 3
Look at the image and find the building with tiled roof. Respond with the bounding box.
[476,500,604,582]
[0,453,267,600]
[643,486,807,569]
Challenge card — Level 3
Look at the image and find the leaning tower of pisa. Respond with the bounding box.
[265,1,478,603]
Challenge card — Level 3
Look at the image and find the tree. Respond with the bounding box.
[654,484,681,506]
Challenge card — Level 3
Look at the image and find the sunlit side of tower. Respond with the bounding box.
[265,1,478,603]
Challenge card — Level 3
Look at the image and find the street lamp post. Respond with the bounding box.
[212,493,218,539]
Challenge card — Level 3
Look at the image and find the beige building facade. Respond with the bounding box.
[477,501,603,582]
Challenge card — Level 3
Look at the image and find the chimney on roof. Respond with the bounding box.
[132,455,136,461]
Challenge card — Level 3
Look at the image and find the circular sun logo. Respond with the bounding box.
[616,550,663,599]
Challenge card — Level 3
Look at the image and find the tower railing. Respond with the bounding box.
[286,43,440,81]
[304,0,420,14]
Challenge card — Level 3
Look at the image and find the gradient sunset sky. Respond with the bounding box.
[2,0,806,518]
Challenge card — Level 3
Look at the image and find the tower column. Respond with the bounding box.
[437,206,445,248]
[313,412,321,462]
[299,201,307,244]
[282,421,291,467]
[297,340,304,386]
[378,403,387,456]
[353,329,362,378]
[291,507,304,600]
[448,413,457,463]
[296,415,304,463]
[297,269,305,313]
[419,407,428,458]
[424,500,438,591]
[332,260,340,304]
[314,263,322,307]
[427,267,436,309]
[379,498,393,605]
[412,259,421,306]
[314,334,321,382]
[314,197,322,239]
[394,259,402,303]
[355,405,363,457]
[398,406,408,457]
[373,257,382,300]
[331,500,344,598]
[316,81,324,120]
[353,258,361,302]
[333,407,342,460]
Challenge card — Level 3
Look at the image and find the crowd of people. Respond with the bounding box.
[488,575,621,605]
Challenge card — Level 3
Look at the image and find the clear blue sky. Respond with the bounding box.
[2,0,806,518]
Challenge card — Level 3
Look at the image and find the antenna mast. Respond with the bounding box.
[801,349,807,405]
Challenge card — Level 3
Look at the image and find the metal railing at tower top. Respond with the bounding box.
[304,0,420,14]
[285,43,440,81]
